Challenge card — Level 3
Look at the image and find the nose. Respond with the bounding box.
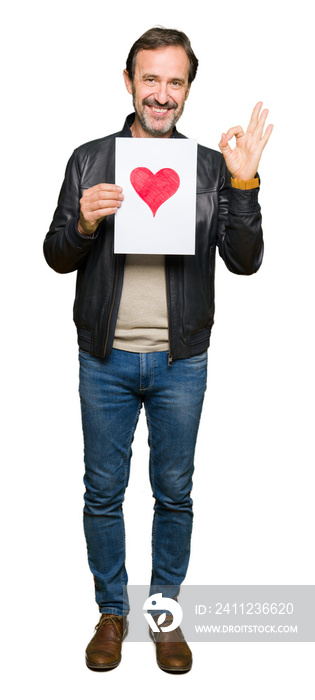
[154,82,168,105]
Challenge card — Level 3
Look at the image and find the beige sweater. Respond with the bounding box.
[113,254,169,353]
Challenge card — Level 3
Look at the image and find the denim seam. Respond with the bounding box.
[123,401,141,490]
[120,401,142,595]
[145,407,157,585]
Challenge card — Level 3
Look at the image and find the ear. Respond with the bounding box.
[123,69,133,96]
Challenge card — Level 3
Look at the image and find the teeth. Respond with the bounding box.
[151,108,168,114]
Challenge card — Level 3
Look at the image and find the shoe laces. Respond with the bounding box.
[95,615,122,636]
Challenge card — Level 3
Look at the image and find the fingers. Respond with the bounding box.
[250,105,274,157]
[220,102,273,142]
[79,183,124,235]
[81,183,124,207]
[218,128,243,152]
[219,126,245,152]
[82,183,123,197]
[247,102,273,141]
[254,107,269,139]
[219,103,273,180]
[218,133,233,162]
[223,103,272,143]
[260,122,274,149]
[218,132,230,151]
[246,101,263,133]
[226,125,245,141]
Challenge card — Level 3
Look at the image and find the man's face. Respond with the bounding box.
[124,46,191,138]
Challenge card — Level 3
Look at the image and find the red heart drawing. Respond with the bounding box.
[130,167,180,217]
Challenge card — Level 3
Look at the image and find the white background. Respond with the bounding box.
[1,1,314,698]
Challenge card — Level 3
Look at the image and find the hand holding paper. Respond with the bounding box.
[78,183,124,236]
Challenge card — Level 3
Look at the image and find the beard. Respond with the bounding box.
[132,91,186,136]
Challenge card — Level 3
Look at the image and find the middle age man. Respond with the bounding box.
[44,26,273,673]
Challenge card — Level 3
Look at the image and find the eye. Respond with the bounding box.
[171,80,183,88]
[144,77,156,85]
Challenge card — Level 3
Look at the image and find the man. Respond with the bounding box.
[44,27,272,673]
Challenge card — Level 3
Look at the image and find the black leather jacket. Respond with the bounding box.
[44,114,263,361]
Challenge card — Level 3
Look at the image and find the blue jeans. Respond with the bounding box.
[79,348,207,615]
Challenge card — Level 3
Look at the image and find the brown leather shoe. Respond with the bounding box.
[149,614,192,673]
[85,614,128,670]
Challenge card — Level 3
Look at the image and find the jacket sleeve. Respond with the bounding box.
[43,149,99,274]
[217,159,264,275]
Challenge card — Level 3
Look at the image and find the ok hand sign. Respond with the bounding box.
[218,102,273,181]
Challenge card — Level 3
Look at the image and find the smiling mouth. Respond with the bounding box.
[147,105,170,116]
[151,107,169,114]
[143,99,177,116]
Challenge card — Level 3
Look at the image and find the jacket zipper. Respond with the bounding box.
[165,258,173,366]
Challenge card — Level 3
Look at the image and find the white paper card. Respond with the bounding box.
[115,137,197,255]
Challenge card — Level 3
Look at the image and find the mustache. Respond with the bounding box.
[142,98,178,110]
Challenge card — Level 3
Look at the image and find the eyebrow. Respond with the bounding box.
[142,73,186,84]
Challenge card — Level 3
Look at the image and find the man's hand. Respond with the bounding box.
[218,102,273,181]
[78,183,124,236]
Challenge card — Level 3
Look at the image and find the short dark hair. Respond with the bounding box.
[126,26,198,85]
